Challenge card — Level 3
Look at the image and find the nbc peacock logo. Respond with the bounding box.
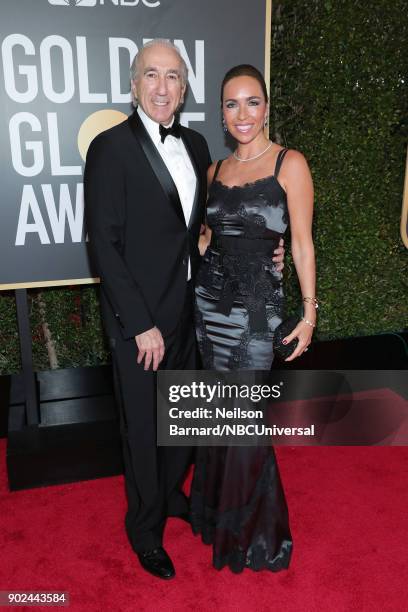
[48,0,97,5]
[48,0,161,6]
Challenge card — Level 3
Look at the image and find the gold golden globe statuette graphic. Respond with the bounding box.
[78,110,128,161]
[401,145,408,249]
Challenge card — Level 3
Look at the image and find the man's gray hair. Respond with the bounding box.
[130,39,188,108]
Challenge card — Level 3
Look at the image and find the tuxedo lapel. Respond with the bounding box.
[128,111,186,226]
[180,127,201,229]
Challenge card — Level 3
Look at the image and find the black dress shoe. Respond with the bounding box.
[137,547,175,580]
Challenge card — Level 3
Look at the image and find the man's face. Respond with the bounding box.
[132,45,186,126]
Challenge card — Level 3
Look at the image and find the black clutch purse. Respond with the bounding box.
[274,315,300,360]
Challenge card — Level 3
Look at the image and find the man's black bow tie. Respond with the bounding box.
[159,121,181,143]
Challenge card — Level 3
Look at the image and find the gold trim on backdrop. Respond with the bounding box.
[0,278,100,291]
[400,146,408,249]
[264,0,272,99]
[264,0,272,139]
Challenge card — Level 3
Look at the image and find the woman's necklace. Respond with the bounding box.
[233,140,273,162]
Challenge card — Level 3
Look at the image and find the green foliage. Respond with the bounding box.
[0,292,20,374]
[271,0,407,339]
[0,286,109,375]
[0,1,407,373]
[28,286,109,371]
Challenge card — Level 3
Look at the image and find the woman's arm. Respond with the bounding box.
[280,150,316,360]
[198,225,212,256]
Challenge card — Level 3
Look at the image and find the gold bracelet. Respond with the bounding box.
[301,317,316,328]
[302,296,319,309]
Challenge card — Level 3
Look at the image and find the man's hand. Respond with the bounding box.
[135,326,165,371]
[273,237,285,273]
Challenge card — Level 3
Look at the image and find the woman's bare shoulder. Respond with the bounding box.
[281,148,310,172]
[207,161,219,183]
[207,159,227,185]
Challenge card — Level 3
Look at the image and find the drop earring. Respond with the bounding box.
[222,117,228,133]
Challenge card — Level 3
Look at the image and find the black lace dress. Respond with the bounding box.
[190,148,293,573]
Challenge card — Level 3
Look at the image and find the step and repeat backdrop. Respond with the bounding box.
[0,0,271,288]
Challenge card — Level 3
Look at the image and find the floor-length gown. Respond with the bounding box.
[190,148,293,573]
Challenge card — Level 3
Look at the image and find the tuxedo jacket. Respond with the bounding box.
[84,110,211,341]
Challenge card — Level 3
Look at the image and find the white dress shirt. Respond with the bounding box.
[137,107,197,280]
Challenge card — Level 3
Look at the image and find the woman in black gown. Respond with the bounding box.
[190,65,316,573]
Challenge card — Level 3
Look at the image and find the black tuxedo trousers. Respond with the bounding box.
[112,282,196,552]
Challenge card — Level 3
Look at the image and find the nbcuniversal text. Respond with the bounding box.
[168,423,315,438]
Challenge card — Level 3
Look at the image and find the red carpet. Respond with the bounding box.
[1,439,408,611]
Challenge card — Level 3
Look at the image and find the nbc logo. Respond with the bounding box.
[48,0,160,7]
[48,0,98,5]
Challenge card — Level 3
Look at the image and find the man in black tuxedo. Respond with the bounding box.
[85,39,284,580]
[84,40,210,580]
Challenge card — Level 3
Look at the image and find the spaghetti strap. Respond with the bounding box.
[274,148,289,179]
[205,160,224,224]
[212,159,224,183]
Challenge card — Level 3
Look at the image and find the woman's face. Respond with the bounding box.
[222,75,268,144]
